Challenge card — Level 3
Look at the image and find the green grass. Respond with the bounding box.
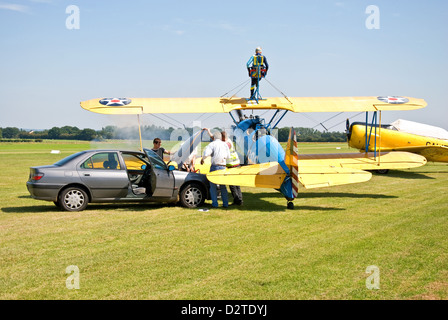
[1,140,447,299]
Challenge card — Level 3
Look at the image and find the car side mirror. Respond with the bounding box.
[168,165,175,171]
[141,165,147,170]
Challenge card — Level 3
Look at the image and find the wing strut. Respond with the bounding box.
[364,110,383,162]
[137,114,143,152]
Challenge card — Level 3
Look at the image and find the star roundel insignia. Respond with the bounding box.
[377,96,409,104]
[99,98,132,106]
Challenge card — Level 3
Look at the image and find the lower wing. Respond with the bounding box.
[377,146,448,163]
[298,151,427,170]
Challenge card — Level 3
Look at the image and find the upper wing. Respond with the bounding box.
[287,96,426,112]
[81,97,226,115]
[80,96,426,114]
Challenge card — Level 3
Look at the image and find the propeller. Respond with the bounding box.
[345,118,352,146]
[236,109,243,122]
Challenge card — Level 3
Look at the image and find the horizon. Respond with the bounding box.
[1,0,447,131]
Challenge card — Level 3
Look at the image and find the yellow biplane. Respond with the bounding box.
[81,95,428,209]
[347,118,448,164]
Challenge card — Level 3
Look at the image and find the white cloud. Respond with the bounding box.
[0,3,31,13]
[158,24,186,36]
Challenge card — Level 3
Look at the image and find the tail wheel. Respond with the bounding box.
[59,187,89,211]
[180,183,205,208]
[287,201,295,210]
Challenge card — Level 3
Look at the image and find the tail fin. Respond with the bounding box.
[285,127,299,198]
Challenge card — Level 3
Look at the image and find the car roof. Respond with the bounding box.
[83,149,145,154]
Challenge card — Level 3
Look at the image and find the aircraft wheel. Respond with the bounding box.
[287,201,294,210]
[375,169,389,174]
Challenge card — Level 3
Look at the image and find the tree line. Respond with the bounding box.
[0,125,347,142]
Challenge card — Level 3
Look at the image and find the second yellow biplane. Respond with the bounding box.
[81,95,428,209]
[347,118,448,164]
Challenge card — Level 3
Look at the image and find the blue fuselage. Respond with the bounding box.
[232,117,294,199]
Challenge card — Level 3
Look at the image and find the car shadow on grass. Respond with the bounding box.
[1,205,59,213]
[1,202,177,214]
[6,192,389,214]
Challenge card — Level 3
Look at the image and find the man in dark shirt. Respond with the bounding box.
[151,138,172,160]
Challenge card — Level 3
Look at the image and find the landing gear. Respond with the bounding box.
[375,169,389,174]
[287,201,294,210]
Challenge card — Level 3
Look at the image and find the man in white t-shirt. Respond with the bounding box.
[200,130,230,208]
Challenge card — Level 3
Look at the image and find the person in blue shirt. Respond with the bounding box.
[246,47,269,99]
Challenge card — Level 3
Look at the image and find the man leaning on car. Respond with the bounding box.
[200,130,230,209]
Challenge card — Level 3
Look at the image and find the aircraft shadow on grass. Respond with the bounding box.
[376,171,436,180]
[225,192,367,212]
[246,191,397,200]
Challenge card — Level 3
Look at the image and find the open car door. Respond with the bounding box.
[143,148,175,198]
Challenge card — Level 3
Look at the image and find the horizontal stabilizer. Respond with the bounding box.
[206,162,286,189]
[298,166,372,189]
[206,161,373,190]
[298,151,427,170]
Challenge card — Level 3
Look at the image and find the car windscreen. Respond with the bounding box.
[53,151,87,167]
[143,148,167,170]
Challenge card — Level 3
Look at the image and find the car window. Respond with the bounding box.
[143,148,167,170]
[122,153,148,170]
[54,151,86,167]
[80,152,121,170]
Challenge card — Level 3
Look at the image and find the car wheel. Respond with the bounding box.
[180,183,205,208]
[59,187,89,211]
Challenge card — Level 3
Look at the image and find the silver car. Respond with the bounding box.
[27,148,210,211]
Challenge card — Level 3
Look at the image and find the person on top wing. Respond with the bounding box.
[246,47,269,99]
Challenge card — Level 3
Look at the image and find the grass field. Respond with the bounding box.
[0,140,447,299]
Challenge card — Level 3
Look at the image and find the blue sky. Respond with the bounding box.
[1,0,447,131]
